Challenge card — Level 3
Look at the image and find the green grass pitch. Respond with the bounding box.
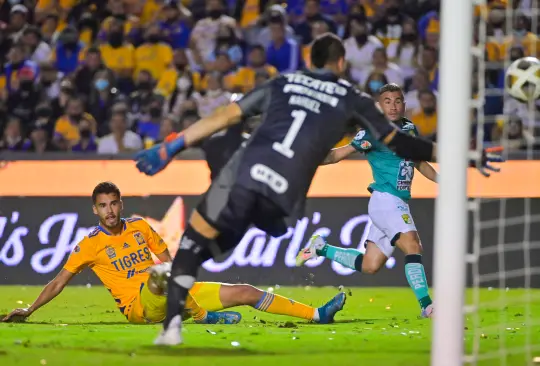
[1,286,539,366]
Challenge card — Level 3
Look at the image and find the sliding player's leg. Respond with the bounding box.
[370,191,433,317]
[190,282,345,324]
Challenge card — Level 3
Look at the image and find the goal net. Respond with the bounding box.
[466,0,540,365]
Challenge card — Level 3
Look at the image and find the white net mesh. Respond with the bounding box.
[466,0,540,364]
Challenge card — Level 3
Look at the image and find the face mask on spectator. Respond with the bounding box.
[79,128,92,138]
[108,32,124,47]
[208,9,222,20]
[138,81,152,90]
[147,34,161,43]
[401,33,416,42]
[19,79,34,91]
[368,80,384,93]
[70,113,83,121]
[149,107,162,119]
[175,62,187,71]
[355,34,368,45]
[387,6,399,15]
[36,106,52,119]
[423,106,436,115]
[95,79,110,91]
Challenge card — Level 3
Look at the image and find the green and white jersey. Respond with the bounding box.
[350,118,419,202]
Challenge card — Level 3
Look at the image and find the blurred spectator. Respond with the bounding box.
[233,0,269,28]
[135,24,173,81]
[158,1,192,50]
[4,43,39,96]
[363,71,389,98]
[189,0,238,69]
[386,18,419,81]
[254,5,296,49]
[9,5,29,43]
[157,114,179,143]
[137,97,164,147]
[207,24,243,67]
[294,0,336,46]
[235,45,277,93]
[501,14,540,58]
[54,95,97,149]
[491,115,539,150]
[191,72,232,118]
[88,69,119,135]
[158,49,200,117]
[41,14,61,44]
[50,79,76,122]
[77,11,100,47]
[7,65,44,126]
[302,19,330,68]
[405,69,437,111]
[424,18,440,49]
[418,0,439,42]
[406,89,437,139]
[360,47,404,87]
[99,18,136,93]
[98,111,143,154]
[73,46,105,96]
[25,122,59,153]
[99,0,138,41]
[372,0,411,46]
[420,46,439,90]
[344,15,383,83]
[22,26,52,64]
[129,70,163,126]
[266,15,301,73]
[0,117,25,151]
[52,27,85,75]
[71,116,98,152]
[34,102,56,137]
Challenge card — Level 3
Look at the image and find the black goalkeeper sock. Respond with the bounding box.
[163,225,213,330]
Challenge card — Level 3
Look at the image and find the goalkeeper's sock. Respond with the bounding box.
[163,225,212,330]
[317,244,363,272]
[404,254,432,309]
[185,293,207,322]
[254,291,317,321]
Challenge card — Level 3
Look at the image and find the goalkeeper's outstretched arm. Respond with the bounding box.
[2,269,75,322]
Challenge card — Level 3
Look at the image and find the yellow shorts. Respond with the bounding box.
[127,282,225,324]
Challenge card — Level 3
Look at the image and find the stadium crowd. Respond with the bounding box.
[0,0,538,154]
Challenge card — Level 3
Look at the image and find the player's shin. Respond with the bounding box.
[319,244,363,272]
[163,225,213,331]
[404,254,432,311]
[254,290,316,321]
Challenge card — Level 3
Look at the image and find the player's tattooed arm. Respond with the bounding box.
[2,269,76,322]
[415,161,439,183]
[321,144,357,165]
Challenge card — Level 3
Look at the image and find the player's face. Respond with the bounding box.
[379,91,405,122]
[93,193,123,229]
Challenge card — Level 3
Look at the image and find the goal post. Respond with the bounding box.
[431,0,474,364]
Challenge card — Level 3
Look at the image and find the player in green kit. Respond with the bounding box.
[296,83,438,318]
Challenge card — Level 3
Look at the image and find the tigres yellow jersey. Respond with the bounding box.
[63,218,168,316]
[134,43,173,80]
[100,43,136,73]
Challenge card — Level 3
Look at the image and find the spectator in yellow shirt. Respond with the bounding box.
[135,24,173,81]
[54,95,97,149]
[407,89,437,139]
[99,18,136,92]
[234,46,277,93]
[199,52,241,92]
[99,0,138,39]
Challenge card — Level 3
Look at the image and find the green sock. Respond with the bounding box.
[404,254,432,309]
[317,244,363,271]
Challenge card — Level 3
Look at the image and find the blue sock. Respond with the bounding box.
[404,254,432,309]
[317,244,363,271]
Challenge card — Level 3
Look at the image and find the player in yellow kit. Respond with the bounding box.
[3,182,345,325]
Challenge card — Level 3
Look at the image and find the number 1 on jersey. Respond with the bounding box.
[272,110,307,159]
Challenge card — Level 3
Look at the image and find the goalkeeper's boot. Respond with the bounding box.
[149,262,171,295]
[154,315,183,346]
[421,304,434,319]
[316,292,346,324]
[197,311,242,325]
[296,235,327,267]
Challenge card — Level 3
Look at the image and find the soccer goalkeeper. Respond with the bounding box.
[3,182,344,324]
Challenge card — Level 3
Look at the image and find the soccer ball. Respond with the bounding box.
[504,56,540,103]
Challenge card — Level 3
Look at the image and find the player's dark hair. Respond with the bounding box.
[92,182,121,203]
[418,88,435,99]
[310,32,345,69]
[379,83,404,99]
